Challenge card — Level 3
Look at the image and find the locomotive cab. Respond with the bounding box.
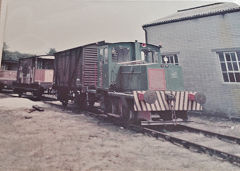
[97,41,184,92]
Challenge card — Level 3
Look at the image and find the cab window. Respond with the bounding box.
[154,52,159,63]
[112,46,130,63]
[141,50,158,63]
[162,54,179,65]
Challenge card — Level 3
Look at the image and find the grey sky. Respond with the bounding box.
[4,0,215,55]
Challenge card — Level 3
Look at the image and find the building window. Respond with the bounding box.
[218,51,240,83]
[162,54,179,65]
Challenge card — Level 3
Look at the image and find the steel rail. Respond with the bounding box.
[130,124,240,167]
[177,124,240,145]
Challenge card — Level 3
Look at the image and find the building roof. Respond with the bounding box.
[18,55,55,60]
[55,41,103,54]
[143,2,240,28]
[37,55,54,59]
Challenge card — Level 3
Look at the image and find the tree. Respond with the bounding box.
[46,48,57,55]
[2,42,9,60]
[2,42,34,61]
[3,42,8,50]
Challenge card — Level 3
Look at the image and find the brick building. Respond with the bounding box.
[143,2,240,117]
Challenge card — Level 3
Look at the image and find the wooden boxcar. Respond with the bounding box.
[54,42,102,106]
[13,55,54,98]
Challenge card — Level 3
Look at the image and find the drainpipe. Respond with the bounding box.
[143,27,148,44]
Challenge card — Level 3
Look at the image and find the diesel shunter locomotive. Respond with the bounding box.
[54,41,206,124]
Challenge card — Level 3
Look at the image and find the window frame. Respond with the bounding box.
[161,54,179,65]
[218,51,240,83]
[141,50,158,63]
[112,46,130,63]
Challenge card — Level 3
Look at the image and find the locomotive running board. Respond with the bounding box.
[141,120,192,126]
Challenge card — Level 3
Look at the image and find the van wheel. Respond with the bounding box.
[18,92,23,97]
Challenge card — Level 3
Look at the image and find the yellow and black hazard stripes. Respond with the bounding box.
[133,91,203,112]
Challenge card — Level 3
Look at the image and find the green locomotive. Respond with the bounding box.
[54,41,206,124]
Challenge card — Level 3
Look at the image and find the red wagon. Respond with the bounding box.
[0,70,17,91]
[13,55,54,98]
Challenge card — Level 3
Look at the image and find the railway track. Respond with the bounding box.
[78,105,240,167]
[41,96,240,167]
[130,124,240,167]
[176,124,240,144]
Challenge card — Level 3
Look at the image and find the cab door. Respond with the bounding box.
[98,46,109,89]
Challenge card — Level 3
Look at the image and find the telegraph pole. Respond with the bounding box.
[0,0,7,68]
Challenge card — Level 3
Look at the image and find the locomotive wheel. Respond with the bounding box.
[88,101,95,108]
[88,93,96,109]
[18,92,23,97]
[33,88,44,100]
[75,93,87,110]
[61,100,68,108]
[122,106,136,126]
[0,84,3,92]
[15,89,23,97]
[121,98,136,125]
[14,88,23,97]
[103,96,112,113]
[33,91,42,99]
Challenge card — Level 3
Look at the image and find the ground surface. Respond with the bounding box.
[0,92,240,171]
